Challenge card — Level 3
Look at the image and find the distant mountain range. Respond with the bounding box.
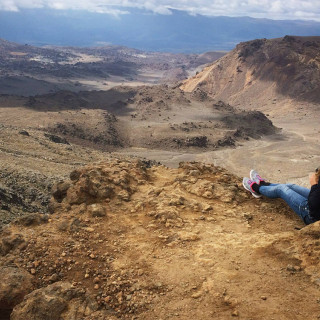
[1,8,320,52]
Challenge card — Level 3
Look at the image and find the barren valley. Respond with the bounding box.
[1,36,320,320]
[0,39,224,96]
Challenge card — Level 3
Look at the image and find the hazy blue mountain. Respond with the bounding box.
[1,8,320,52]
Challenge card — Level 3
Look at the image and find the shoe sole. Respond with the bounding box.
[242,180,261,198]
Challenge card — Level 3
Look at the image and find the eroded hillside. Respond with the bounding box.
[181,36,320,107]
[1,159,320,320]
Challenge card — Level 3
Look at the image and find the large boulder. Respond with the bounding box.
[11,282,102,320]
[0,266,33,314]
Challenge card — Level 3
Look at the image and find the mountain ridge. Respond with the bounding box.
[180,35,320,106]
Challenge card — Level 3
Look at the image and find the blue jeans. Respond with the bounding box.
[259,183,316,225]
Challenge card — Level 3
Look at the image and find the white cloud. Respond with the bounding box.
[0,0,19,11]
[0,0,320,21]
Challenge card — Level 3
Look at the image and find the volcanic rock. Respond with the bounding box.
[0,266,33,314]
[10,282,101,320]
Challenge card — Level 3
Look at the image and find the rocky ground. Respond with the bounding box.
[1,159,320,320]
[0,123,117,226]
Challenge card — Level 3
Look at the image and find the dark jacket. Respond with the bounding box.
[308,179,320,220]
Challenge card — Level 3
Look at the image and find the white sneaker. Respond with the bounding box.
[242,177,262,198]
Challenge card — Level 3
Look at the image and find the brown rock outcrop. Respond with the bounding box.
[49,159,149,212]
[0,266,33,314]
[11,282,103,320]
[0,232,25,256]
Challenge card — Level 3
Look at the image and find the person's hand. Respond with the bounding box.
[310,173,318,186]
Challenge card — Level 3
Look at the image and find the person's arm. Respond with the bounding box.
[310,173,319,186]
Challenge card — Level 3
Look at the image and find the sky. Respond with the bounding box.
[0,0,320,21]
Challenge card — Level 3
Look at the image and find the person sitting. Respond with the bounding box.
[242,169,320,225]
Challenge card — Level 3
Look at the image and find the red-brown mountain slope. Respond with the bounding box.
[180,36,320,107]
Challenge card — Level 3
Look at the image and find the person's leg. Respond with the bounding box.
[286,184,310,198]
[250,170,310,198]
[258,184,312,223]
[259,183,310,200]
[257,183,280,198]
[244,170,315,224]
